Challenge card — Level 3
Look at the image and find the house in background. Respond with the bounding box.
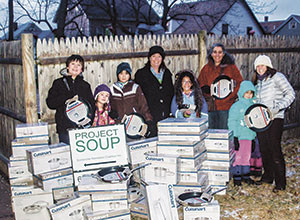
[271,15,300,36]
[1,22,53,41]
[260,16,284,35]
[167,0,265,36]
[55,0,161,37]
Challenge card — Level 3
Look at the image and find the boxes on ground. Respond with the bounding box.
[84,208,131,220]
[11,139,48,158]
[27,143,72,175]
[48,195,91,220]
[11,187,53,220]
[15,122,49,139]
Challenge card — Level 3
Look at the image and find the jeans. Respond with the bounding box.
[208,110,229,129]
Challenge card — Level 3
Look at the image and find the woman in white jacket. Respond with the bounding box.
[252,55,295,192]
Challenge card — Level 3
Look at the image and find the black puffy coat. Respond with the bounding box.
[134,65,174,126]
[46,75,95,134]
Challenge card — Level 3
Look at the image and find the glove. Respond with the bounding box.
[201,85,210,95]
[108,109,119,120]
[251,139,256,153]
[234,137,240,151]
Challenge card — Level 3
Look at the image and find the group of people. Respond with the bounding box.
[46,44,295,193]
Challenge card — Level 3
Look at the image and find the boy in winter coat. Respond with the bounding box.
[46,55,95,144]
[110,62,154,137]
[92,84,115,126]
[228,80,257,186]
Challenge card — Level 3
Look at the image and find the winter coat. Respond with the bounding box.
[198,59,243,111]
[228,81,256,140]
[171,93,208,118]
[255,72,295,119]
[46,75,95,134]
[134,65,174,124]
[110,81,153,123]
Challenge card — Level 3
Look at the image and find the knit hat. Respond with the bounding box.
[148,45,165,59]
[94,84,111,100]
[116,62,132,77]
[254,55,273,69]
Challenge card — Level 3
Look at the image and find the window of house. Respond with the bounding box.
[222,24,228,35]
[289,21,297,29]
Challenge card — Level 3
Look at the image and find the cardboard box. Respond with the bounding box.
[183,200,220,220]
[158,130,208,142]
[10,175,34,188]
[27,143,72,175]
[205,138,234,152]
[206,150,234,161]
[178,150,207,172]
[144,154,178,184]
[9,156,27,166]
[11,139,48,158]
[48,195,91,220]
[8,164,31,179]
[53,186,75,203]
[178,170,205,183]
[92,196,128,212]
[207,129,233,139]
[130,197,149,219]
[11,187,53,220]
[33,168,74,191]
[84,209,131,220]
[15,122,49,138]
[127,137,157,165]
[158,117,208,134]
[201,168,230,182]
[77,175,127,194]
[157,140,205,158]
[173,176,208,197]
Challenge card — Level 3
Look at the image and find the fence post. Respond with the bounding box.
[198,30,207,75]
[21,34,38,123]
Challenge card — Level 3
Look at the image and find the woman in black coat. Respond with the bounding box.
[134,46,174,136]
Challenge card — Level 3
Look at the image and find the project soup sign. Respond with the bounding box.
[69,124,128,171]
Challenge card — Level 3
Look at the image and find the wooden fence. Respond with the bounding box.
[0,33,299,169]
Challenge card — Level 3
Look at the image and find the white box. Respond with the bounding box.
[127,137,157,165]
[53,186,75,203]
[9,156,27,166]
[183,200,220,220]
[158,117,208,134]
[48,195,91,220]
[15,122,49,138]
[207,129,233,139]
[201,168,230,182]
[178,170,204,183]
[27,143,72,175]
[33,168,74,191]
[10,175,34,187]
[158,130,208,142]
[11,139,48,157]
[205,138,234,152]
[173,178,208,197]
[8,164,31,179]
[157,140,205,158]
[11,187,53,220]
[92,195,128,212]
[202,154,235,170]
[85,209,131,220]
[146,183,179,220]
[206,150,235,161]
[144,154,178,184]
[77,175,127,194]
[211,185,227,195]
[178,151,207,172]
[130,199,149,219]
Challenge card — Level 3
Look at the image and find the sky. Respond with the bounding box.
[255,0,300,21]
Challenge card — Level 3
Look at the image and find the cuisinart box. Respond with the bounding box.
[15,122,49,139]
[144,154,178,184]
[158,130,208,142]
[207,129,233,139]
[11,139,48,158]
[11,187,53,220]
[27,143,72,175]
[157,117,208,134]
[48,195,91,220]
[84,208,131,220]
[146,183,179,220]
[127,137,157,165]
[183,200,220,220]
[33,167,74,192]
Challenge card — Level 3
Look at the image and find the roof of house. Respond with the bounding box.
[55,0,160,24]
[260,20,284,34]
[169,0,264,34]
[272,14,300,34]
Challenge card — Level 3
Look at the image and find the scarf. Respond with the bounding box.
[92,108,114,126]
[150,67,165,84]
